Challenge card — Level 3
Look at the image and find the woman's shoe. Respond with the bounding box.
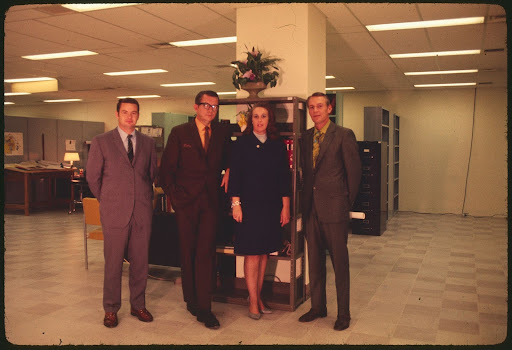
[259,306,272,314]
[248,311,261,320]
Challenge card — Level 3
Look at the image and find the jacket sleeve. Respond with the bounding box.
[85,136,104,201]
[278,139,292,198]
[158,127,179,195]
[227,138,242,198]
[149,137,158,183]
[342,128,362,206]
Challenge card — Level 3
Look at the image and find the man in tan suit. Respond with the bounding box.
[87,98,157,328]
[299,92,361,331]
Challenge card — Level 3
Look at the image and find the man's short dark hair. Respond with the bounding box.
[117,98,139,112]
[195,90,219,105]
[307,92,330,106]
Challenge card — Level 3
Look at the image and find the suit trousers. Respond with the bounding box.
[103,213,151,313]
[175,191,218,312]
[306,205,351,321]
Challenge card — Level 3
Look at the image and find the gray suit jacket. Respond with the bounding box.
[86,128,157,228]
[301,122,362,223]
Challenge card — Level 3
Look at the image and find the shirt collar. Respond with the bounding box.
[117,126,135,140]
[195,117,210,132]
[316,119,331,134]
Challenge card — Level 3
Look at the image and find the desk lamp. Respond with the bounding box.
[64,152,80,167]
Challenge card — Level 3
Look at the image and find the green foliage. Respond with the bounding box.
[231,46,281,90]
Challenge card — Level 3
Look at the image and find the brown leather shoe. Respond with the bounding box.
[298,309,327,322]
[334,318,350,331]
[130,308,153,322]
[103,312,118,328]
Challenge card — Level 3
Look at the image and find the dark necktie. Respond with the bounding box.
[127,134,134,163]
[204,126,210,151]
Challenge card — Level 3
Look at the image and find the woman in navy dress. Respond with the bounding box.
[228,103,291,319]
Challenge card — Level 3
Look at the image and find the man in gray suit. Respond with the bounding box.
[299,92,361,331]
[87,98,157,328]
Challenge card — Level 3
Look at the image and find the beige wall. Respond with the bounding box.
[341,87,507,217]
[5,87,507,217]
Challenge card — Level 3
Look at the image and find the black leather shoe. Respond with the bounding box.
[187,303,198,316]
[197,311,220,329]
[103,312,118,328]
[298,309,327,322]
[334,318,350,331]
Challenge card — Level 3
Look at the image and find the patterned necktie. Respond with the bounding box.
[313,129,322,169]
[127,134,134,163]
[204,126,210,151]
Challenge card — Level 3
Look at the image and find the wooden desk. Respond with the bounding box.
[4,167,74,215]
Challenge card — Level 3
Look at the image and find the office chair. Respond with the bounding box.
[83,197,103,269]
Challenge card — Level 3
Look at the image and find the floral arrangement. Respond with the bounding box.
[231,46,281,90]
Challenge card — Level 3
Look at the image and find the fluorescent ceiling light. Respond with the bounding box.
[44,99,83,103]
[405,69,478,76]
[161,82,216,87]
[367,16,485,31]
[390,50,480,59]
[170,36,237,47]
[22,50,98,60]
[414,82,477,88]
[5,92,31,96]
[105,69,168,76]
[5,77,56,83]
[4,102,15,105]
[117,95,161,99]
[62,4,139,12]
[325,75,335,79]
[325,87,355,91]
[217,92,237,95]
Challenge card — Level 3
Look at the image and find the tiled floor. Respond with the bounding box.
[3,209,508,345]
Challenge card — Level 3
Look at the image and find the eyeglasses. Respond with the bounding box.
[198,102,219,111]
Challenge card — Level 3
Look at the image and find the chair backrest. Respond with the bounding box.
[83,197,101,226]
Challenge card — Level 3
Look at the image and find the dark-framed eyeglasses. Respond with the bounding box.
[198,102,219,111]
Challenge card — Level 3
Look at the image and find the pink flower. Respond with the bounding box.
[242,60,248,65]
[242,70,256,80]
[250,49,259,57]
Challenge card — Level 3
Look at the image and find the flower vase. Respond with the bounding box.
[241,81,267,98]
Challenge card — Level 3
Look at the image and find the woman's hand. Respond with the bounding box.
[232,205,243,223]
[280,206,290,227]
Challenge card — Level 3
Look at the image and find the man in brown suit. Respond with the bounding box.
[159,90,231,329]
[299,92,361,331]
[87,98,157,328]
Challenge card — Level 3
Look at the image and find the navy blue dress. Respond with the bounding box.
[228,133,291,255]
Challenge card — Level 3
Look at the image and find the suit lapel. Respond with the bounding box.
[187,120,206,157]
[315,122,335,170]
[112,128,131,165]
[304,128,314,170]
[133,130,144,165]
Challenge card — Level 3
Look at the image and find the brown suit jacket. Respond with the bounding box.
[301,122,362,223]
[158,120,231,209]
[86,128,157,228]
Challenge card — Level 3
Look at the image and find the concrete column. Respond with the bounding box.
[235,3,326,99]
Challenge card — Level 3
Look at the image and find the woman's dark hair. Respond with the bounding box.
[243,103,280,140]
